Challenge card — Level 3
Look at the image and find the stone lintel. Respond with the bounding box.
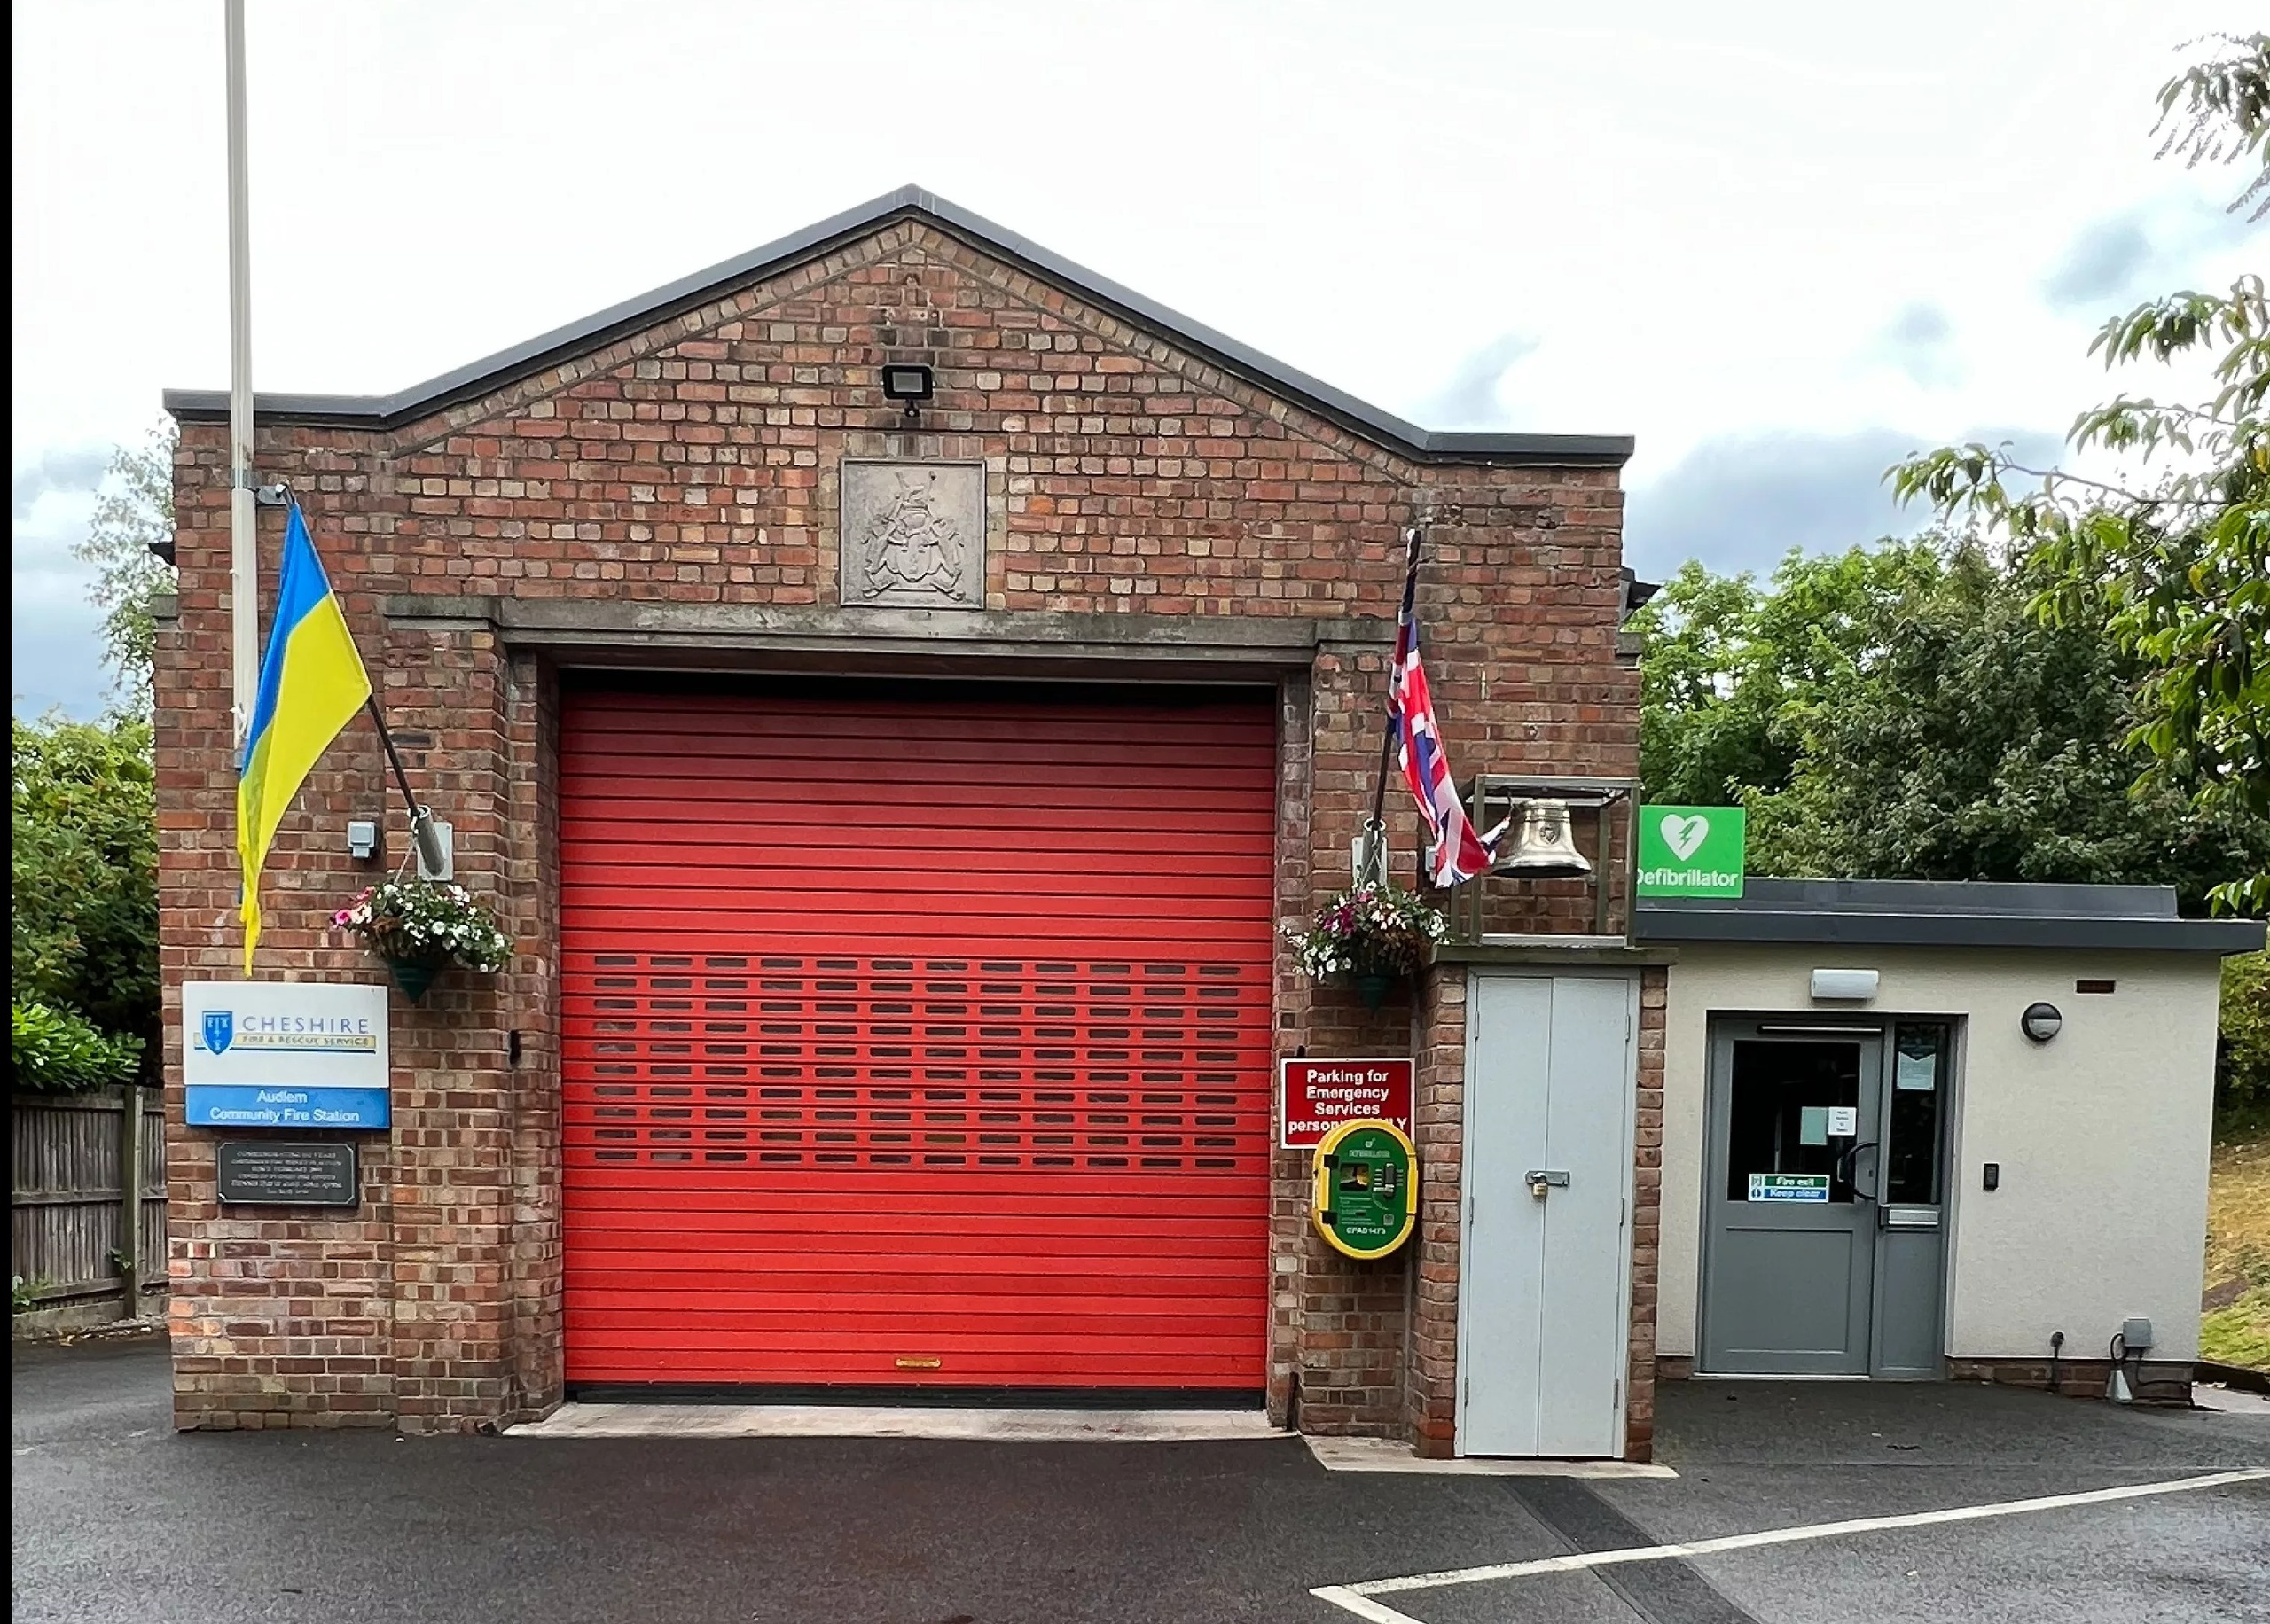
[381,596,1395,668]
[1431,942,1678,967]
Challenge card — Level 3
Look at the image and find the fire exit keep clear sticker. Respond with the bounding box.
[1749,1173,1831,1202]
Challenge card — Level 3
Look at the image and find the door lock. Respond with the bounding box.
[1526,1169,1570,1198]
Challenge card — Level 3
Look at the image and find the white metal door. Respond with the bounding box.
[1458,973,1637,1456]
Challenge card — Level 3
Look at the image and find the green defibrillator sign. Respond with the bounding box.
[1636,805,1746,897]
[1311,1119,1419,1260]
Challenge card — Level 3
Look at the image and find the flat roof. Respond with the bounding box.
[1636,878,2265,955]
[162,184,1633,469]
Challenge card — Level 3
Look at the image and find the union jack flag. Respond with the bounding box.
[1391,535,1496,886]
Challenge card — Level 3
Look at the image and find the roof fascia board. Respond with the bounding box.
[1634,909,2265,956]
[162,183,1632,467]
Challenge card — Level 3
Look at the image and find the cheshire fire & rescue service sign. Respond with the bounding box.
[182,980,391,1129]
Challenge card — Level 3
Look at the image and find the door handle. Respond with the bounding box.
[1526,1169,1569,1198]
[1836,1140,1880,1202]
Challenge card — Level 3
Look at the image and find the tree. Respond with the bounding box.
[1636,541,2270,910]
[1893,34,2270,913]
[2155,29,2269,223]
[71,425,177,711]
[1632,543,1945,808]
[1747,547,2268,902]
[10,714,160,1071]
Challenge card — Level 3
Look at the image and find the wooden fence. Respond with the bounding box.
[12,1089,166,1318]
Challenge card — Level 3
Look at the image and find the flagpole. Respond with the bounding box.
[364,692,449,878]
[225,0,258,749]
[1358,524,1425,886]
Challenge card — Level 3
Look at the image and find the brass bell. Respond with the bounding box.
[1497,799,1593,878]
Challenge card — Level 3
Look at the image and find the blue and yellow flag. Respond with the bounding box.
[238,503,372,971]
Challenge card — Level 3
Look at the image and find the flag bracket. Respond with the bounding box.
[365,693,451,882]
[1454,774,1640,944]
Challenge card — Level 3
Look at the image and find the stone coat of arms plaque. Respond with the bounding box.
[839,461,986,610]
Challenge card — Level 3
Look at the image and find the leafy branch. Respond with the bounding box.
[1888,38,2270,916]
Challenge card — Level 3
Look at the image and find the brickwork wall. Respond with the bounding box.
[1625,965,1667,1461]
[1946,1355,2195,1403]
[159,217,1635,1433]
[1282,977,1426,1434]
[503,654,565,1419]
[1265,679,1315,1426]
[1405,964,1467,1453]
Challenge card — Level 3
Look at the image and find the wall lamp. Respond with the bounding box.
[149,482,291,564]
[881,363,934,421]
[2021,1001,2063,1043]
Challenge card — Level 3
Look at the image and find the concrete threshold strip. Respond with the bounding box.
[509,1405,1683,1472]
[1311,1467,2270,1624]
[506,1402,1284,1442]
[1304,1437,1675,1479]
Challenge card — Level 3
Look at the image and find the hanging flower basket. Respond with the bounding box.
[332,880,513,1003]
[1281,882,1448,1005]
[386,956,445,1004]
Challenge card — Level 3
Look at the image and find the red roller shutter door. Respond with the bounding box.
[560,685,1277,1393]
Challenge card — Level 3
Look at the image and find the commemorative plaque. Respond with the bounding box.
[215,1141,360,1207]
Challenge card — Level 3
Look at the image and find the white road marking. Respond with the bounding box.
[1308,1588,1426,1624]
[1311,1467,2270,1614]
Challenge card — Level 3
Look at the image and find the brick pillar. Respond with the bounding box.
[1267,677,1313,1427]
[1291,982,1415,1434]
[1405,961,1466,1456]
[1624,965,1667,1461]
[382,624,518,1433]
[500,653,565,1422]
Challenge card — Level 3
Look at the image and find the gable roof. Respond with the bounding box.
[162,184,1631,467]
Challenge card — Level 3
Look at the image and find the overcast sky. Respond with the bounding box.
[12,1,2259,716]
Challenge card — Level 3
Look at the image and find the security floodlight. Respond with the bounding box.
[881,364,934,420]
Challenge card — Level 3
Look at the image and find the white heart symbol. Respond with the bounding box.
[1662,814,1710,862]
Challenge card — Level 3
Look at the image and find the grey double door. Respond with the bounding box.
[1700,1020,1949,1377]
[1460,973,1637,1456]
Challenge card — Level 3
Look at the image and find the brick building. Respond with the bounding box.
[159,186,1661,1453]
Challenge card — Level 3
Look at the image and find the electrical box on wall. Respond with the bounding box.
[1311,1120,1418,1260]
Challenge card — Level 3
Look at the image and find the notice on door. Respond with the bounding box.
[1280,1058,1413,1149]
[1748,1173,1832,1202]
[1896,1047,1938,1091]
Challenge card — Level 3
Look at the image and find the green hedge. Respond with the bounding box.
[12,1000,143,1094]
[2221,951,2270,1128]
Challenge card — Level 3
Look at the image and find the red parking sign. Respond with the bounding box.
[1280,1057,1413,1149]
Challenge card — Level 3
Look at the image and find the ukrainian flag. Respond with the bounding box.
[238,503,372,971]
